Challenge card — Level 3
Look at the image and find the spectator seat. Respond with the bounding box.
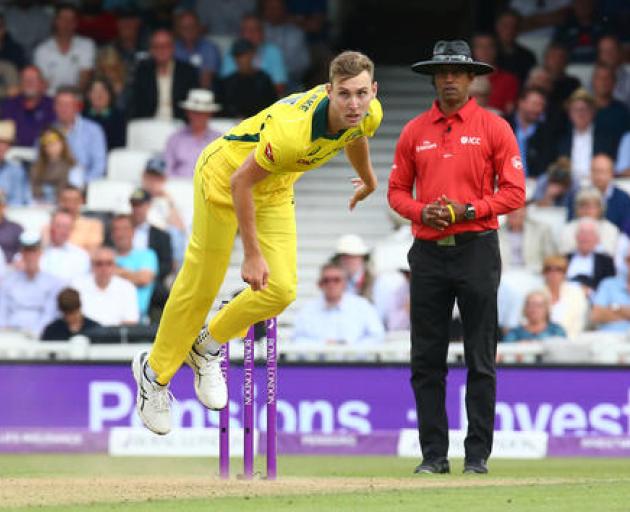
[526,204,568,239]
[86,179,135,213]
[126,118,183,153]
[210,117,240,134]
[107,148,153,183]
[6,205,52,234]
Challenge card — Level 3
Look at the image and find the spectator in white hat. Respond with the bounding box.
[332,233,373,300]
[164,89,222,178]
[0,119,31,206]
[0,231,65,337]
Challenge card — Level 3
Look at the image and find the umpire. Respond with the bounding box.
[388,40,525,474]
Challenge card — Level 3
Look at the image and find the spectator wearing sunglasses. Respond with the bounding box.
[72,246,139,326]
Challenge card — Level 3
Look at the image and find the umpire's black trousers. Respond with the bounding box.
[408,230,501,462]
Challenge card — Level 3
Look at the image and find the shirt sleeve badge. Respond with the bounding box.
[511,156,523,170]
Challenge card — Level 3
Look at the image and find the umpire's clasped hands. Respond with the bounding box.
[421,195,466,230]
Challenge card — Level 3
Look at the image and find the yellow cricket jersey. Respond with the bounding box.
[200,84,383,206]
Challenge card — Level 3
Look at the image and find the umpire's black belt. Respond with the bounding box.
[416,229,495,247]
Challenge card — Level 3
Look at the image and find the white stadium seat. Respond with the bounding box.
[126,118,183,152]
[165,178,194,227]
[525,177,537,201]
[526,204,568,239]
[515,33,550,63]
[6,206,52,234]
[207,35,234,58]
[211,117,239,134]
[86,179,135,213]
[566,64,592,87]
[107,148,152,183]
[6,146,36,163]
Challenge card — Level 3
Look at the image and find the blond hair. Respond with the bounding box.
[542,254,568,272]
[329,51,374,83]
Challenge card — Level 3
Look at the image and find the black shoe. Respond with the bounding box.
[463,459,488,474]
[414,458,450,474]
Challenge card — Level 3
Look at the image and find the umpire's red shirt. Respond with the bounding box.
[388,98,525,240]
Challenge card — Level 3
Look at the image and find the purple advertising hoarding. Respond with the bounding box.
[2,364,630,438]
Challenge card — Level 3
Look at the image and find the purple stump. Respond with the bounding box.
[218,341,230,479]
[266,318,278,480]
[243,326,255,479]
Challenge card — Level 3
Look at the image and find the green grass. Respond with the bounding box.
[2,455,630,512]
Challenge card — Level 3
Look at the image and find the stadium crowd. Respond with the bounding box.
[0,0,628,347]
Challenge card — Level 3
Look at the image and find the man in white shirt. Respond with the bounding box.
[33,4,95,94]
[73,246,139,326]
[41,209,90,281]
[293,262,384,345]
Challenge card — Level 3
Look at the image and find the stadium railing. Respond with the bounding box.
[1,331,629,364]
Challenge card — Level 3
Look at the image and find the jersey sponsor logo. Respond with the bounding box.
[307,145,321,156]
[299,92,320,112]
[416,140,437,151]
[511,155,523,169]
[297,146,343,165]
[265,143,275,162]
[460,136,481,145]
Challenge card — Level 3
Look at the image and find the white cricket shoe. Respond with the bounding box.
[186,343,228,410]
[132,350,173,435]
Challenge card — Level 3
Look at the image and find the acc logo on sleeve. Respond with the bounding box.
[511,156,523,170]
[264,143,275,162]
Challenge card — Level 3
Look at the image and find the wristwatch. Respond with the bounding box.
[464,203,476,221]
[611,303,621,313]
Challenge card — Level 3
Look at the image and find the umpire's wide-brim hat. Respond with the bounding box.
[411,40,494,76]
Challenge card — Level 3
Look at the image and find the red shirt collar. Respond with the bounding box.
[428,97,479,124]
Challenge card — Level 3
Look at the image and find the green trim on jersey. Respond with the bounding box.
[223,133,261,142]
[310,97,347,141]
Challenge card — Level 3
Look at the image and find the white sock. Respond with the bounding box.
[204,339,222,355]
[196,325,222,355]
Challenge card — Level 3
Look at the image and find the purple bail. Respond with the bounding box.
[218,340,230,479]
[266,317,278,479]
[243,325,255,479]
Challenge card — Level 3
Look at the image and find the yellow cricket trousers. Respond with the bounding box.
[148,150,297,384]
